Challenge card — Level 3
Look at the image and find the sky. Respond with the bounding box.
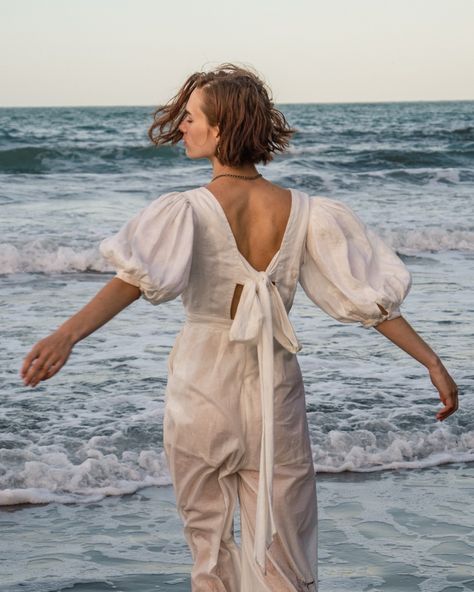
[1,0,473,107]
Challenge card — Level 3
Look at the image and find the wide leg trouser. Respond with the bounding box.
[163,324,318,590]
[164,441,318,592]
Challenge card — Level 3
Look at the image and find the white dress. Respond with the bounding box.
[100,186,412,592]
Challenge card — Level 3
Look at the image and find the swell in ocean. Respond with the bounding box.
[1,422,472,507]
[1,143,474,175]
[1,224,474,275]
[0,144,180,174]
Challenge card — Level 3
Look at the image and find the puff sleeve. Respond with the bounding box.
[299,196,412,328]
[99,191,194,305]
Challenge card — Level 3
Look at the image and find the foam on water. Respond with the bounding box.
[1,424,473,506]
[1,224,474,275]
[0,243,107,273]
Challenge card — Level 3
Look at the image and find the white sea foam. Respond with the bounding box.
[312,427,474,473]
[0,242,109,273]
[2,226,474,275]
[1,427,472,506]
[379,228,474,253]
[0,446,172,506]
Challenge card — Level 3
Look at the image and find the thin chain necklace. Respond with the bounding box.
[211,172,262,182]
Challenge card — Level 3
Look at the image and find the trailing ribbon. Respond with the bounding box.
[229,271,301,572]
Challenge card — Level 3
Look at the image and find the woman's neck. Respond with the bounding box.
[209,156,259,180]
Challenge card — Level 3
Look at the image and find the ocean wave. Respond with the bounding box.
[287,146,474,179]
[0,144,181,174]
[0,447,172,506]
[0,243,109,273]
[341,147,474,170]
[2,140,473,176]
[312,427,474,473]
[335,125,474,142]
[2,227,473,275]
[0,427,472,506]
[358,167,467,185]
[380,227,474,253]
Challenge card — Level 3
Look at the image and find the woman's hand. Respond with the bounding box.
[21,330,74,388]
[20,277,141,389]
[374,316,460,422]
[428,359,459,422]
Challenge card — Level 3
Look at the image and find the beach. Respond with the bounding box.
[1,100,473,590]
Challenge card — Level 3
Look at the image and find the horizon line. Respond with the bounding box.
[1,98,473,109]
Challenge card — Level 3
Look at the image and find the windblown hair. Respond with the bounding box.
[148,63,296,166]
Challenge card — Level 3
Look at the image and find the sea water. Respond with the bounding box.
[1,101,473,590]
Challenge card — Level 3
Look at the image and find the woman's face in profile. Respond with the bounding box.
[179,88,219,160]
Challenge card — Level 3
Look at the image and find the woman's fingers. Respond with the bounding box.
[429,362,459,422]
[21,333,72,388]
[27,362,58,387]
[22,353,45,386]
[23,352,55,387]
[437,402,457,421]
[435,387,459,421]
[437,392,458,420]
[42,357,65,381]
[44,362,61,380]
[21,345,41,379]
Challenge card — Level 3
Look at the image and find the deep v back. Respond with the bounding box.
[200,186,294,274]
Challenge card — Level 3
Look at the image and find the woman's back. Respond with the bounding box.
[204,179,293,318]
[205,180,292,272]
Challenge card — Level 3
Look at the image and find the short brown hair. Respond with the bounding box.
[148,63,296,167]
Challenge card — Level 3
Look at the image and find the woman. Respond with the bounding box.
[21,63,458,592]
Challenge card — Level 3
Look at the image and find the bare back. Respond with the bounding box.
[204,179,292,318]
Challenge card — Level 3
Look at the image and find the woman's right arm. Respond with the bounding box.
[373,313,459,422]
[21,277,141,388]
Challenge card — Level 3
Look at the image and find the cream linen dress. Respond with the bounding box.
[99,186,412,592]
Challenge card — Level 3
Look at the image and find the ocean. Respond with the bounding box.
[1,101,473,591]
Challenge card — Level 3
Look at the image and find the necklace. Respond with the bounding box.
[211,172,262,182]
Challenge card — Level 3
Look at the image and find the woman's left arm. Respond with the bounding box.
[373,312,459,422]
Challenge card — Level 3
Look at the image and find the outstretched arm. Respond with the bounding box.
[21,277,141,388]
[373,311,459,422]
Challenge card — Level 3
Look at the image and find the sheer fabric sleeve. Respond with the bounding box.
[99,191,194,305]
[299,196,412,328]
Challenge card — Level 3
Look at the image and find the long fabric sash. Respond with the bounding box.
[228,271,301,572]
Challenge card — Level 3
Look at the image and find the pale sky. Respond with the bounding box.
[1,0,473,107]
